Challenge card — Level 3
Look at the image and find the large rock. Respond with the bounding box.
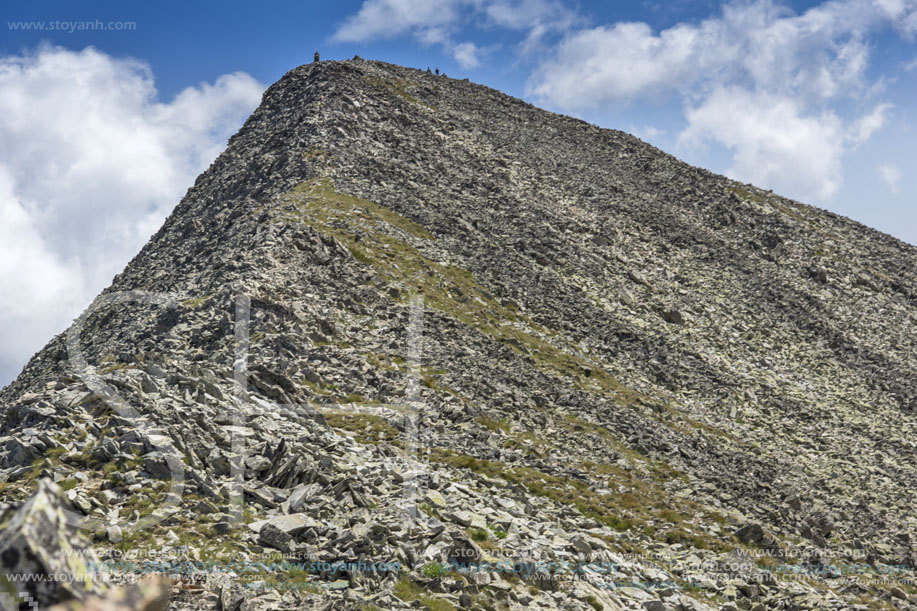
[734,522,767,545]
[0,479,105,608]
[47,578,169,611]
[445,531,483,568]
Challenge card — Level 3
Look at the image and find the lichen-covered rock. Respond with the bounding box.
[0,479,104,607]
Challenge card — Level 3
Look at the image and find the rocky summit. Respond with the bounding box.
[1,57,917,611]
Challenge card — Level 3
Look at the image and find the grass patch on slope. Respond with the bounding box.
[362,74,437,111]
[323,412,399,444]
[429,447,733,552]
[278,177,631,398]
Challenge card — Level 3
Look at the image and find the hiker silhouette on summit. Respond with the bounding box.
[314,51,320,62]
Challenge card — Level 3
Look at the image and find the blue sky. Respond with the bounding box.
[1,0,916,387]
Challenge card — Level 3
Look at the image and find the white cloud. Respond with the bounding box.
[453,41,481,68]
[332,0,474,43]
[0,166,85,379]
[528,0,913,108]
[529,21,710,108]
[527,0,916,204]
[518,23,551,55]
[879,163,902,192]
[631,125,666,142]
[484,0,577,30]
[0,45,263,386]
[678,93,895,204]
[333,0,580,62]
[877,0,907,18]
[849,102,893,145]
[679,87,845,201]
[333,0,579,41]
[878,0,917,32]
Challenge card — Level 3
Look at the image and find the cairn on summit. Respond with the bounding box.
[1,58,916,610]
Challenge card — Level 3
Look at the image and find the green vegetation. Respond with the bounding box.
[561,415,692,483]
[500,428,554,459]
[262,564,325,594]
[418,502,438,519]
[182,295,209,308]
[431,448,732,552]
[431,449,637,532]
[489,524,507,539]
[476,416,511,434]
[0,443,77,501]
[323,412,399,444]
[303,146,332,162]
[99,361,130,374]
[727,186,766,204]
[45,446,67,461]
[424,562,447,578]
[94,352,148,375]
[657,509,686,524]
[362,75,436,110]
[277,177,632,398]
[286,176,432,240]
[364,352,407,372]
[348,245,373,263]
[110,501,258,561]
[300,373,376,404]
[468,526,489,542]
[393,575,456,611]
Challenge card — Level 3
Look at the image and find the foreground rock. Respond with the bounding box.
[0,479,104,608]
[48,579,170,611]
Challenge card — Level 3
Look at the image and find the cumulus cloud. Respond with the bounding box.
[333,0,580,62]
[485,0,581,53]
[680,93,895,200]
[528,0,911,108]
[453,41,482,68]
[879,163,902,192]
[332,0,471,44]
[528,0,916,203]
[679,87,846,200]
[484,0,577,29]
[529,20,723,108]
[0,45,263,386]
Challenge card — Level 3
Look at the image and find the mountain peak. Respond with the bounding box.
[2,57,916,610]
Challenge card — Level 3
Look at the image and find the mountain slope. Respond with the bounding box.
[2,57,917,610]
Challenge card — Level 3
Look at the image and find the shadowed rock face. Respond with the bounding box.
[1,58,916,610]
